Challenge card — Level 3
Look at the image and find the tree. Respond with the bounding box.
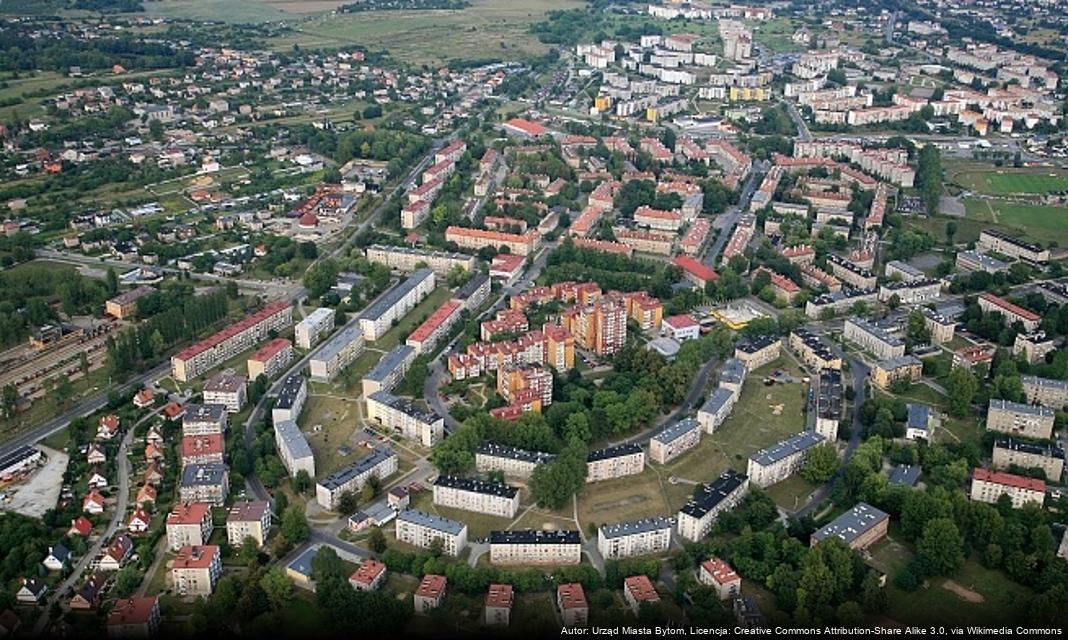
[311,546,346,581]
[368,526,387,553]
[105,267,119,295]
[800,444,838,483]
[916,144,943,215]
[428,537,445,558]
[337,490,359,515]
[303,259,339,299]
[280,506,309,545]
[260,567,294,610]
[1,383,16,419]
[112,566,143,598]
[946,367,978,417]
[916,517,965,576]
[293,470,311,495]
[238,537,261,566]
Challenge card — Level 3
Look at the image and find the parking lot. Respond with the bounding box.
[1,445,68,518]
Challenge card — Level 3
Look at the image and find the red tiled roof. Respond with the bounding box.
[485,583,514,609]
[503,118,548,136]
[979,293,1041,322]
[663,314,698,330]
[174,302,290,362]
[624,575,659,603]
[702,557,739,584]
[107,597,158,627]
[673,255,719,283]
[415,574,447,599]
[350,559,386,586]
[973,468,1045,493]
[408,300,462,344]
[558,583,587,610]
[166,503,211,526]
[248,338,291,363]
[173,545,219,570]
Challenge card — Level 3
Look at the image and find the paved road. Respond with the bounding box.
[0,362,170,461]
[33,409,150,634]
[703,161,767,268]
[242,138,450,503]
[785,101,813,143]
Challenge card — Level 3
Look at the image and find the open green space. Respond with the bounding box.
[408,490,513,539]
[300,393,364,481]
[884,557,1033,627]
[370,286,453,351]
[277,0,585,65]
[953,166,1068,195]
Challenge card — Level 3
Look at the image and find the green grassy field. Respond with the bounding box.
[883,557,1033,627]
[277,0,585,64]
[408,490,514,539]
[300,393,364,480]
[960,199,1068,247]
[954,167,1068,195]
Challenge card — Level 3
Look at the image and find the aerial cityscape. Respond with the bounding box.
[0,0,1067,636]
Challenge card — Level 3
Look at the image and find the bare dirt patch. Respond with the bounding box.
[943,580,984,603]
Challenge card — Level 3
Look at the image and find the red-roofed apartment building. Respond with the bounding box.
[978,292,1041,332]
[673,255,719,289]
[349,559,387,592]
[247,338,293,381]
[414,574,447,615]
[502,118,549,139]
[484,583,514,626]
[970,468,1046,508]
[107,597,160,638]
[699,557,742,600]
[406,299,463,355]
[623,575,660,615]
[557,583,589,627]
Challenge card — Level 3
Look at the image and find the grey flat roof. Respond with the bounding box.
[1022,375,1068,392]
[489,530,580,545]
[889,464,921,487]
[994,436,1065,460]
[846,317,903,348]
[680,469,747,519]
[749,430,824,466]
[311,323,363,364]
[476,442,557,465]
[885,260,923,278]
[989,398,1054,417]
[368,390,441,424]
[736,334,778,354]
[286,545,320,578]
[600,516,672,540]
[397,508,466,536]
[587,443,643,463]
[275,374,306,410]
[181,463,228,487]
[368,244,472,263]
[700,387,735,415]
[296,306,334,328]
[652,418,701,446]
[319,449,396,491]
[720,358,746,384]
[274,419,314,461]
[877,355,922,370]
[360,269,434,322]
[811,502,889,545]
[455,273,490,300]
[957,250,1007,270]
[364,345,416,384]
[182,403,226,424]
[906,403,931,430]
[434,474,518,498]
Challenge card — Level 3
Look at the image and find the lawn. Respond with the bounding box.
[763,474,819,512]
[572,470,675,531]
[299,393,364,481]
[279,0,586,65]
[408,488,513,540]
[954,166,1068,195]
[511,593,561,636]
[883,558,1033,627]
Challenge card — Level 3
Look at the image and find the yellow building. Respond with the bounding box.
[870,355,923,390]
[595,96,612,112]
[729,87,768,102]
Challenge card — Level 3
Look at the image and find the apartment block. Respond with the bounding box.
[1013,332,1056,365]
[992,437,1064,482]
[361,345,416,396]
[561,299,628,356]
[171,545,222,598]
[484,584,514,626]
[977,292,1041,332]
[226,501,271,548]
[272,374,307,424]
[734,334,781,372]
[826,255,877,290]
[699,557,741,600]
[650,418,701,464]
[316,449,398,510]
[788,328,842,371]
[294,307,335,350]
[956,250,1009,274]
[181,404,227,437]
[970,468,1046,508]
[557,583,589,627]
[747,430,825,488]
[366,391,445,447]
[165,503,213,551]
[586,444,645,483]
[433,475,520,518]
[179,464,229,506]
[365,245,477,277]
[406,299,463,355]
[1022,375,1068,409]
[445,226,540,256]
[977,229,1049,264]
[489,530,582,566]
[171,301,292,382]
[815,368,842,441]
[811,503,889,550]
[202,373,247,414]
[878,279,941,305]
[475,442,557,480]
[597,517,672,560]
[180,434,223,467]
[844,317,905,360]
[677,469,748,542]
[396,509,468,557]
[986,399,1055,439]
[247,338,293,381]
[105,286,156,320]
[413,574,447,615]
[358,269,436,341]
[922,308,956,344]
[697,387,736,434]
[274,419,315,478]
[308,324,365,382]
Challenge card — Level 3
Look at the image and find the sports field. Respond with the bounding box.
[952,164,1068,195]
[962,198,1068,246]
